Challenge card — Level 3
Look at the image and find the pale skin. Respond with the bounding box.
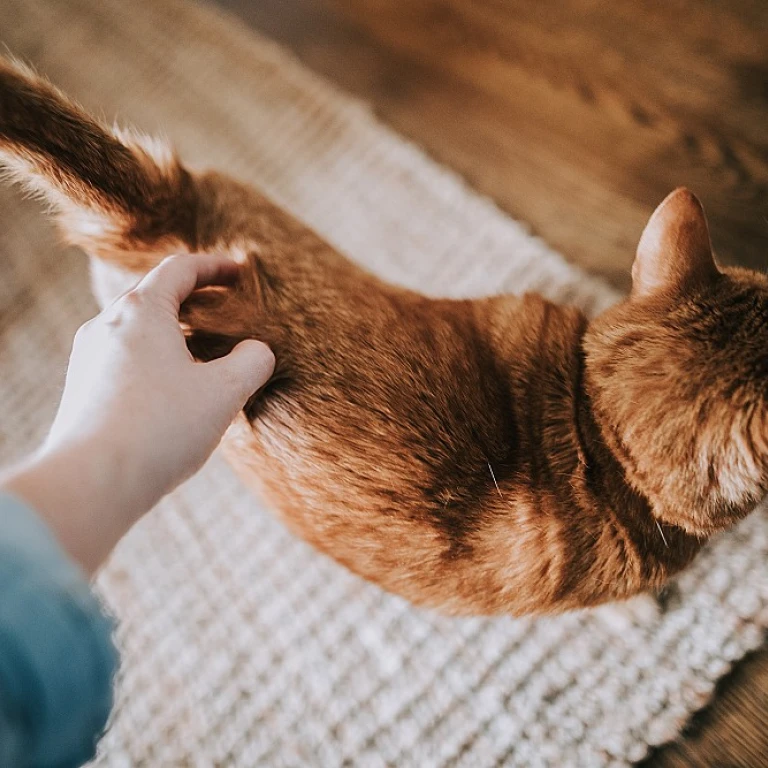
[0,254,275,576]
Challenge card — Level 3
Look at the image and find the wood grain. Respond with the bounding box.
[212,0,768,764]
[639,651,768,768]
[214,0,767,291]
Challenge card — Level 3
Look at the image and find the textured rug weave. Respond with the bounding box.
[1,0,767,765]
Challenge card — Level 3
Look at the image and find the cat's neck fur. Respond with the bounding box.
[481,293,702,608]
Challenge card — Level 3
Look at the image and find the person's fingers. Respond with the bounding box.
[137,254,241,311]
[206,340,276,408]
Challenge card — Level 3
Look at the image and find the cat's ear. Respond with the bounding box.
[631,188,719,299]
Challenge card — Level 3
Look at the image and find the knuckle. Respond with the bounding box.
[121,288,144,307]
[98,289,144,329]
[73,318,93,340]
[152,254,193,293]
[160,254,187,273]
[110,291,145,320]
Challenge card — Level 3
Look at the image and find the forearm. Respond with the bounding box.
[1,443,137,576]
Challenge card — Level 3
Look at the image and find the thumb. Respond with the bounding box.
[208,340,276,408]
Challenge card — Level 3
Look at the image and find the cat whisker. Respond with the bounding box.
[487,461,504,500]
[655,520,669,548]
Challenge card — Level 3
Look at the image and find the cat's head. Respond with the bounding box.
[585,188,768,535]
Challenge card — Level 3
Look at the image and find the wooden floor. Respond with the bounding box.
[214,0,768,764]
[216,0,767,292]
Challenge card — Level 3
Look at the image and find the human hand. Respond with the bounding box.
[2,254,274,573]
[47,253,275,503]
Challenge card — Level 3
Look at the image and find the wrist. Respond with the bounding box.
[1,440,140,575]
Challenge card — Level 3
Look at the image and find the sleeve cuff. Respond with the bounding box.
[0,492,118,768]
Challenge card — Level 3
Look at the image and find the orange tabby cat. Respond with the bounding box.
[1,58,766,615]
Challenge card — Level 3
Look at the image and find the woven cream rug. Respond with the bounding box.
[1,0,767,765]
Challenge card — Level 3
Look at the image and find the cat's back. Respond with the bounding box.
[221,290,590,614]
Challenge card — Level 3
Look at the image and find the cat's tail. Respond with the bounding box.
[0,56,198,270]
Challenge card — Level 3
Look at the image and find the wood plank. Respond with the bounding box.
[215,0,767,290]
[639,650,768,768]
[329,0,768,289]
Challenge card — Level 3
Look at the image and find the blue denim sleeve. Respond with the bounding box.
[0,493,118,768]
